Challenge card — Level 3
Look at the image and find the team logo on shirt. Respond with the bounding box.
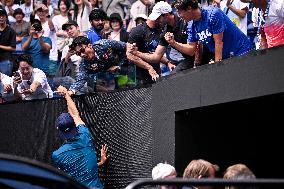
[197,29,212,42]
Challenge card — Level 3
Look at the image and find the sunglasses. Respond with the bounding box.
[75,46,85,56]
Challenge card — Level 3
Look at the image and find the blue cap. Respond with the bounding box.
[56,113,77,140]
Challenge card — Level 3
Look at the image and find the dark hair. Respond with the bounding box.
[172,0,199,10]
[69,36,90,50]
[13,8,25,17]
[57,0,72,21]
[109,13,123,28]
[89,8,107,21]
[31,18,41,26]
[15,54,33,67]
[58,0,71,11]
[71,0,85,22]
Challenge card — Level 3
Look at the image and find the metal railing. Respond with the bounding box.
[125,178,284,189]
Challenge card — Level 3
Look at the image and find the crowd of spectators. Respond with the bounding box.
[0,0,283,102]
[152,160,256,189]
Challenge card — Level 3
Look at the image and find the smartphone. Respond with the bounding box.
[13,71,21,81]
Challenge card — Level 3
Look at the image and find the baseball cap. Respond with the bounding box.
[56,113,77,140]
[148,1,172,21]
[0,7,7,17]
[62,20,79,30]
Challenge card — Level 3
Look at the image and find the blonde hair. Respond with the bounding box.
[183,159,219,179]
[224,163,255,180]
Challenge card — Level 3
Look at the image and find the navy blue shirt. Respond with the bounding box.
[128,22,162,84]
[69,39,127,92]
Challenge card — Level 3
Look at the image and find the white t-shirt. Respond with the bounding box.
[61,38,81,78]
[0,72,15,102]
[42,20,58,61]
[128,0,154,31]
[75,4,92,33]
[5,4,20,23]
[263,0,284,48]
[52,14,69,50]
[17,68,53,100]
[220,0,249,35]
[130,0,155,18]
[20,4,33,22]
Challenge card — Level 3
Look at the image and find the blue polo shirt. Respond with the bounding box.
[52,124,103,188]
[187,6,251,59]
[87,27,102,45]
[21,36,52,74]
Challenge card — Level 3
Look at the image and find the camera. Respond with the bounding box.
[32,23,42,32]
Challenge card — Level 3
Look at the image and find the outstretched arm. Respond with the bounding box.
[165,32,197,56]
[129,44,166,63]
[56,86,85,126]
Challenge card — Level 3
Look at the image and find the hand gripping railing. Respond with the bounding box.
[125,178,284,189]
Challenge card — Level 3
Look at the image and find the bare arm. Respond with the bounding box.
[171,41,197,56]
[164,32,197,56]
[0,45,16,52]
[18,80,41,96]
[134,45,166,63]
[38,37,52,53]
[126,51,153,70]
[213,32,224,62]
[21,35,33,51]
[139,0,152,6]
[227,5,248,18]
[57,86,85,126]
[48,19,55,32]
[29,81,41,93]
[160,56,170,65]
[126,51,159,81]
[83,0,92,8]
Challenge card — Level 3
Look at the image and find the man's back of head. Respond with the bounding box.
[56,112,77,140]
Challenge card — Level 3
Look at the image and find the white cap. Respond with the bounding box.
[148,1,172,21]
[152,163,176,180]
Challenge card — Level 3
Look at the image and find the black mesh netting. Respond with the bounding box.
[0,87,153,189]
[76,88,153,188]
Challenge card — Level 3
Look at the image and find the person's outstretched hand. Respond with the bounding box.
[56,85,69,96]
[99,144,109,166]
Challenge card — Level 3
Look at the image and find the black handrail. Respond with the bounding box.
[125,178,284,189]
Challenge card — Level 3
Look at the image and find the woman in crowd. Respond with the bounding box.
[108,12,129,42]
[71,0,92,33]
[52,0,71,63]
[10,8,30,62]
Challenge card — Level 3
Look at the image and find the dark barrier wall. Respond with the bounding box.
[152,45,284,177]
[0,88,153,189]
[0,45,284,188]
